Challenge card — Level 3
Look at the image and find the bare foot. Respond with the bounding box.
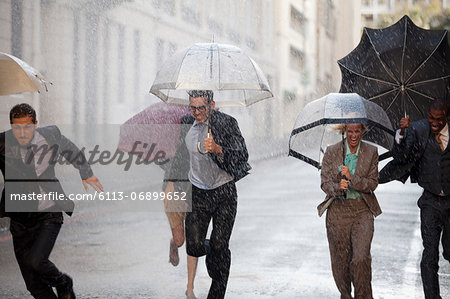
[185,290,197,299]
[169,238,179,266]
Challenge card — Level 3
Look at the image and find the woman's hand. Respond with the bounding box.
[341,166,351,180]
[339,179,349,191]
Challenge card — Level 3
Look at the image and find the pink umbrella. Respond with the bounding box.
[118,102,191,161]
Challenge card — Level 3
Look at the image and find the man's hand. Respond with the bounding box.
[164,181,174,209]
[399,115,410,136]
[341,166,351,180]
[339,179,349,191]
[204,129,223,156]
[82,175,104,193]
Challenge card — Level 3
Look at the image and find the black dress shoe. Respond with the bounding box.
[55,274,76,299]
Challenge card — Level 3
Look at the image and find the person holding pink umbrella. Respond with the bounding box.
[118,102,198,298]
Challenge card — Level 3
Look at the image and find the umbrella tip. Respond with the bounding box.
[211,34,215,43]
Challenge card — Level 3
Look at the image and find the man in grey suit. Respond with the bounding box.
[0,103,103,299]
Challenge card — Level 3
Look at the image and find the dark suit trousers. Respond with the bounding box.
[10,213,65,299]
[326,198,374,299]
[418,191,450,299]
[185,181,237,299]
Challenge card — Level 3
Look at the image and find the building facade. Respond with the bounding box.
[0,0,361,153]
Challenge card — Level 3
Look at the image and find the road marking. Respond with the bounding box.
[400,222,422,298]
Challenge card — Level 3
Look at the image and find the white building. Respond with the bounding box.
[0,0,361,154]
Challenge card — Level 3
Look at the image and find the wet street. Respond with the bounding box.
[1,156,449,299]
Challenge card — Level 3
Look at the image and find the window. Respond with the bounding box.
[322,0,335,37]
[284,90,296,101]
[289,46,304,70]
[181,0,200,25]
[290,5,306,35]
[168,42,177,56]
[152,0,175,15]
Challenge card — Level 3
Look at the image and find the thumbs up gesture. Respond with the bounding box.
[204,129,223,155]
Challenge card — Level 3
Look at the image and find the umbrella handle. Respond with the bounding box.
[197,109,212,155]
[197,132,211,154]
[342,132,347,198]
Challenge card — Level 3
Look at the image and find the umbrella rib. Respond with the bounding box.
[367,88,398,101]
[288,149,321,169]
[384,89,402,114]
[407,74,450,87]
[366,119,395,136]
[291,118,369,135]
[173,45,195,90]
[364,28,401,85]
[405,90,427,118]
[405,32,448,85]
[243,55,263,103]
[406,87,436,101]
[338,63,398,87]
[218,45,222,88]
[318,123,327,165]
[210,43,214,81]
[401,17,407,84]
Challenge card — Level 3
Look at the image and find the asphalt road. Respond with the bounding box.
[0,156,449,298]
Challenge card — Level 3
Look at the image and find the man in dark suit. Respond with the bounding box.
[0,103,103,299]
[379,100,449,299]
[165,90,250,299]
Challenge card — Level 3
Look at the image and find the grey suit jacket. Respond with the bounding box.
[318,140,381,217]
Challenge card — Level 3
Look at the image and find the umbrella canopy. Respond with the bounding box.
[338,15,450,129]
[118,102,191,161]
[289,93,394,169]
[150,42,273,107]
[0,52,50,95]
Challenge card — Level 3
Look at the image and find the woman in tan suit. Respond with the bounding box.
[319,123,381,299]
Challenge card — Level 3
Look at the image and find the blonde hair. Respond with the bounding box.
[333,123,366,135]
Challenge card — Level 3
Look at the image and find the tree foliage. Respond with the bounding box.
[377,0,450,43]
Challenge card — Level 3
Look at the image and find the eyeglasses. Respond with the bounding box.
[189,105,208,112]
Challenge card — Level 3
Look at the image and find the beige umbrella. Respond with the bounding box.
[0,52,50,95]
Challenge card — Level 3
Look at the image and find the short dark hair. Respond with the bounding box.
[428,99,449,116]
[10,103,37,124]
[187,90,214,104]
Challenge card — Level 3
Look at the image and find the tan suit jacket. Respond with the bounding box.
[318,140,381,217]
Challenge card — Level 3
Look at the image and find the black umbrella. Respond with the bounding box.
[338,15,450,129]
[289,93,394,169]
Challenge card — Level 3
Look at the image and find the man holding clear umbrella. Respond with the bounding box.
[165,90,250,299]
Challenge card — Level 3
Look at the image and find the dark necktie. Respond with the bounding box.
[24,145,36,167]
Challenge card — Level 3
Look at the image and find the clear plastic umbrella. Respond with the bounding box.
[150,43,273,107]
[0,52,50,95]
[289,93,395,169]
